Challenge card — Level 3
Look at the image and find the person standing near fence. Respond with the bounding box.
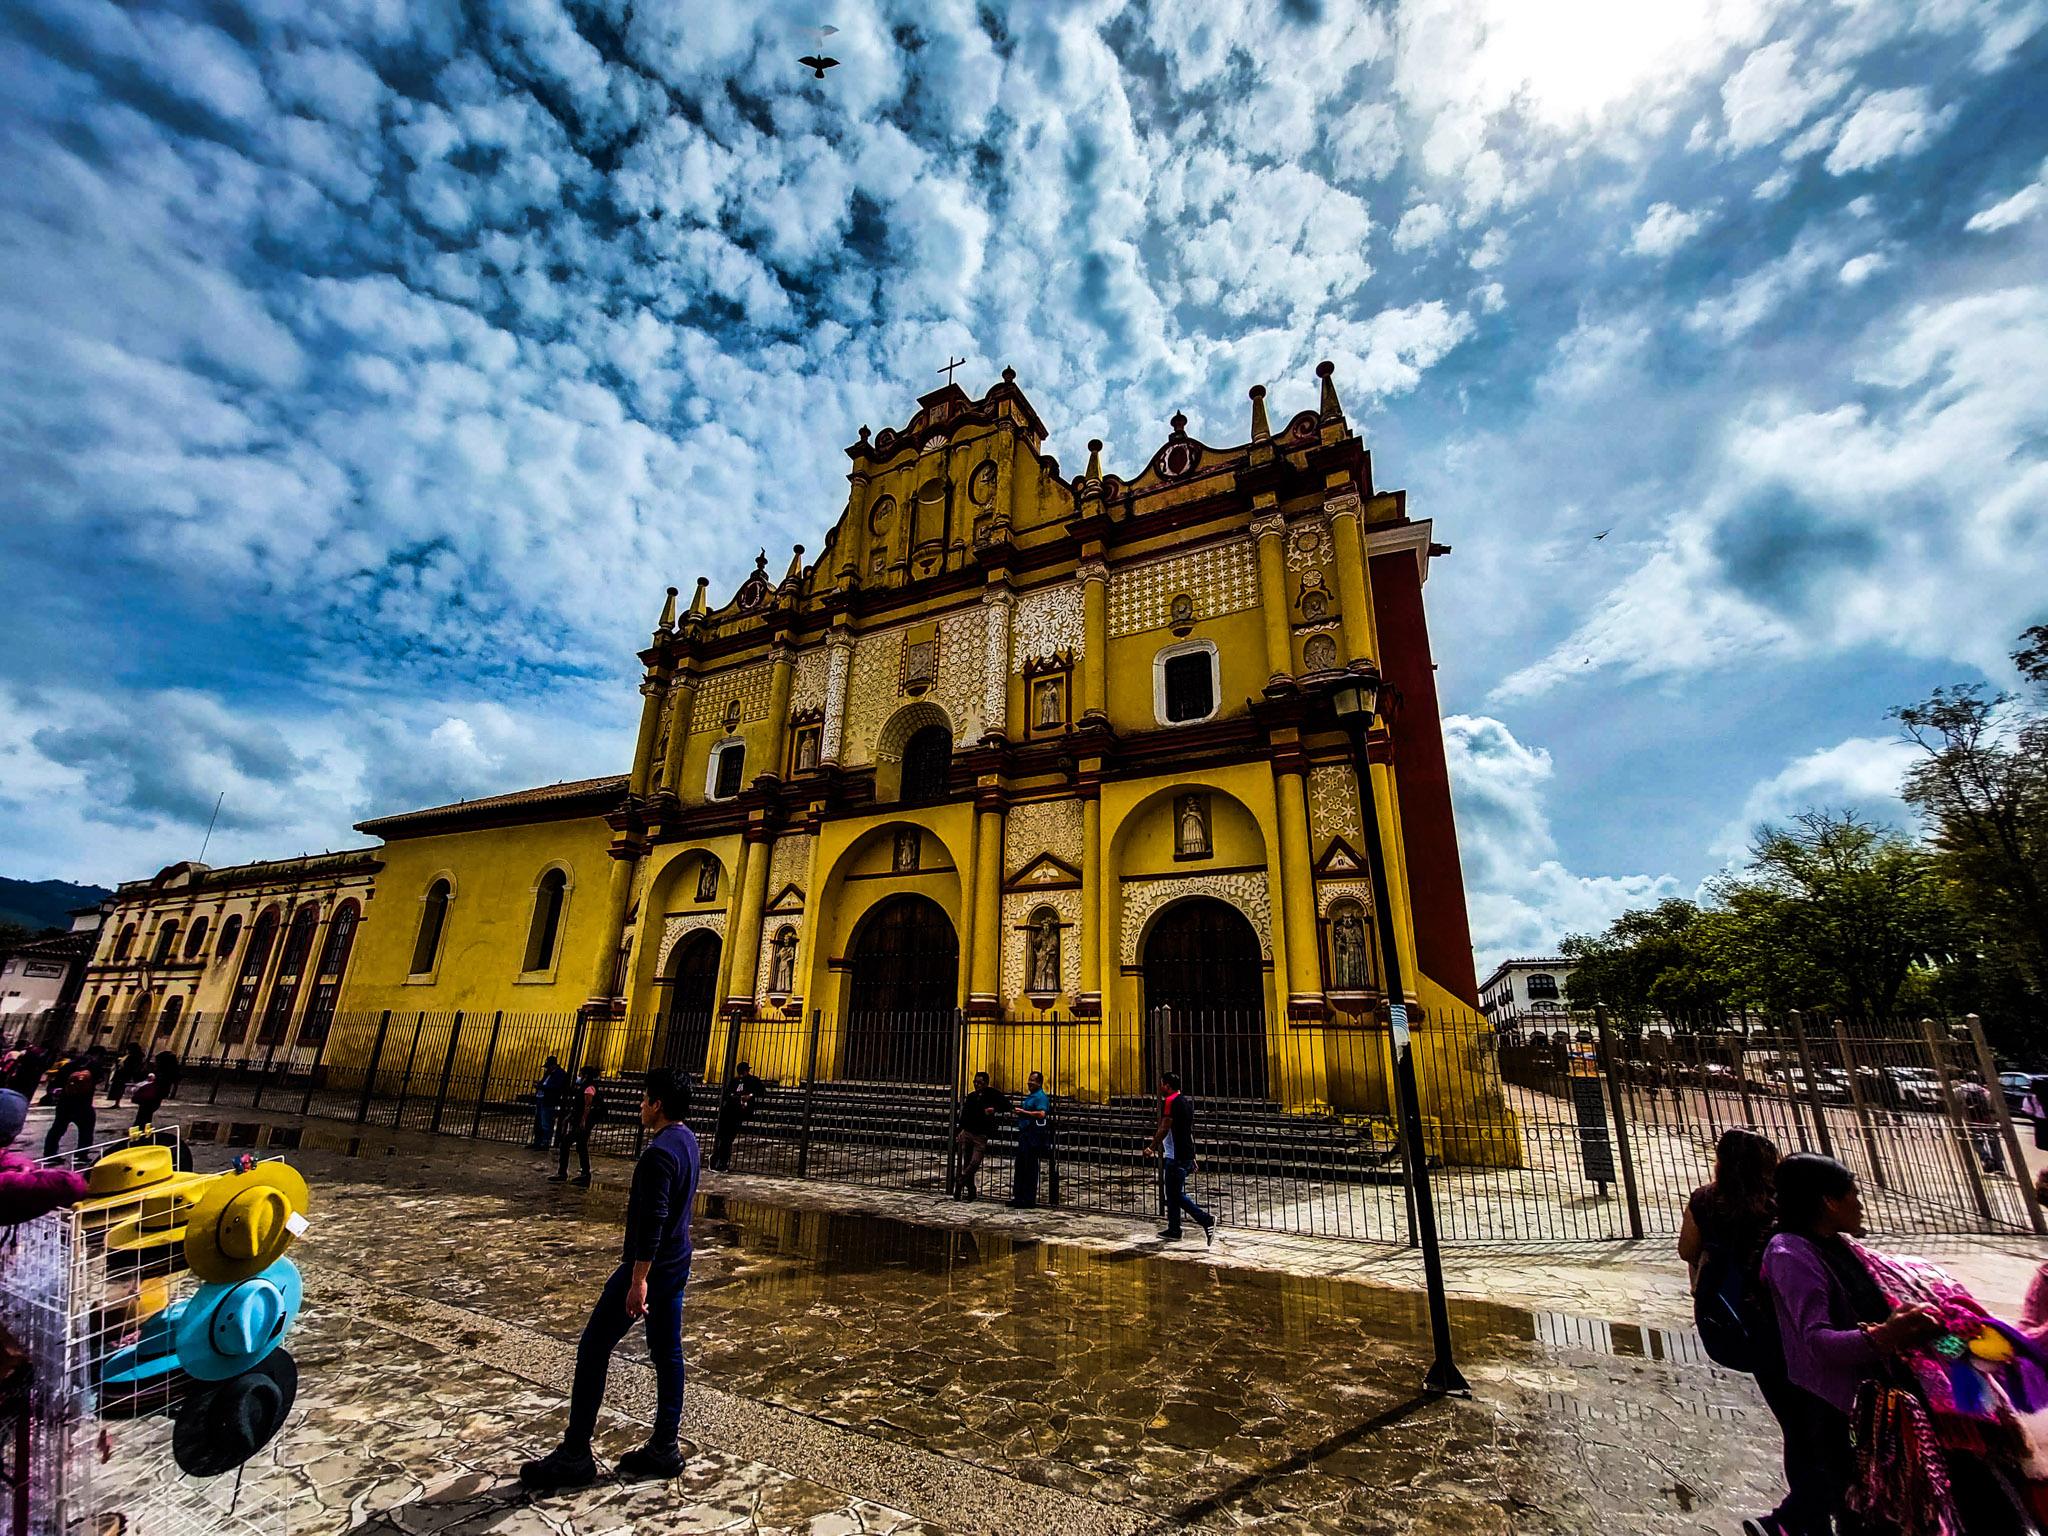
[107,1042,146,1104]
[1958,1073,2004,1173]
[1147,1072,1215,1245]
[710,1061,765,1174]
[1007,1071,1050,1209]
[952,1072,1011,1202]
[521,1068,699,1490]
[43,1056,99,1157]
[531,1055,568,1150]
[550,1065,605,1187]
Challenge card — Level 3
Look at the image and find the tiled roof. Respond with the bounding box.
[356,774,628,838]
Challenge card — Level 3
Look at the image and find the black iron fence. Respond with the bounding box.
[14,1003,2041,1247]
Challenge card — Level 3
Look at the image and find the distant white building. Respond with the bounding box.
[1478,957,1573,1031]
[0,902,108,1029]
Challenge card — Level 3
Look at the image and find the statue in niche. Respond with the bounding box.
[1035,675,1064,728]
[1303,633,1338,673]
[1028,908,1061,993]
[768,927,797,995]
[893,828,920,873]
[724,698,742,729]
[795,729,819,772]
[695,861,719,903]
[1330,903,1369,991]
[1300,588,1329,622]
[1175,794,1210,858]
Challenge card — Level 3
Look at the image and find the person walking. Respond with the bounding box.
[1007,1072,1050,1209]
[1958,1072,2004,1173]
[520,1068,700,1490]
[107,1042,146,1104]
[531,1055,568,1150]
[2026,1073,2048,1152]
[129,1051,182,1133]
[710,1061,765,1174]
[550,1065,606,1187]
[952,1072,1011,1201]
[1146,1072,1215,1245]
[43,1056,99,1157]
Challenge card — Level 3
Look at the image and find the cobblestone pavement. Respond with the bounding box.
[61,1106,2044,1534]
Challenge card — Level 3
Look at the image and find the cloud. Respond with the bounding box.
[1838,252,1888,285]
[1709,735,1919,859]
[1630,201,1707,257]
[1391,201,1450,252]
[1445,715,1680,964]
[1718,39,1847,151]
[1824,87,1950,175]
[1966,160,2048,233]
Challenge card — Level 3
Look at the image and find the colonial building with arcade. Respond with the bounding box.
[310,363,1513,1154]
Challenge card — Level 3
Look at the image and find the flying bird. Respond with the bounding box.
[1593,529,1611,540]
[800,23,839,79]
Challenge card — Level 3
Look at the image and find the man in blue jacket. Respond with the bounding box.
[521,1068,699,1489]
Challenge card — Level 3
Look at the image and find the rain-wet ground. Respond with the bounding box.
[92,1114,1796,1534]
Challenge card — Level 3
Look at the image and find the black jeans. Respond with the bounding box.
[564,1263,686,1455]
[1161,1159,1212,1236]
[44,1103,94,1157]
[1013,1137,1049,1207]
[1754,1372,1854,1534]
[711,1112,744,1171]
[558,1124,592,1179]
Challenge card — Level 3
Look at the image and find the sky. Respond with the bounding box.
[1,0,2044,973]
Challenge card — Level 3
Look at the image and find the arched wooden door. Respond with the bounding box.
[657,931,721,1080]
[1141,897,1268,1100]
[843,894,958,1083]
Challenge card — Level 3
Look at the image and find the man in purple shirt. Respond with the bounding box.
[522,1068,699,1491]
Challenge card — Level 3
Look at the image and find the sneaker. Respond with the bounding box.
[616,1443,685,1481]
[519,1446,597,1492]
[546,1173,567,1184]
[1202,1221,1216,1248]
[1158,1228,1183,1241]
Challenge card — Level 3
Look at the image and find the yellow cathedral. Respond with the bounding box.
[314,363,1514,1157]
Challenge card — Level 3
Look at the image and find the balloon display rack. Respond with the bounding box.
[0,1127,300,1536]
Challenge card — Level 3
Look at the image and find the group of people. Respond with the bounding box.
[0,1039,183,1156]
[527,1055,767,1188]
[1683,1128,2048,1533]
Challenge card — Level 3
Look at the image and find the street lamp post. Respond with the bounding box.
[1330,671,1470,1398]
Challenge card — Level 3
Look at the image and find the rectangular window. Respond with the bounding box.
[714,744,745,798]
[1163,652,1215,723]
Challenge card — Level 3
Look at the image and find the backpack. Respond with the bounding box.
[1694,1245,1763,1373]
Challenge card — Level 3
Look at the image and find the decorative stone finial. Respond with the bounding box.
[656,585,678,632]
[858,424,871,444]
[782,544,805,583]
[1083,438,1103,483]
[1249,384,1270,442]
[1001,365,1016,384]
[1170,411,1187,437]
[1317,359,1342,423]
[687,576,710,617]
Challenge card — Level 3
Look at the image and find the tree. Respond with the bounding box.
[1717,811,1959,1022]
[1562,898,1730,1032]
[1894,629,2048,1010]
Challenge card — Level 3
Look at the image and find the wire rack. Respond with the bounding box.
[0,1126,297,1536]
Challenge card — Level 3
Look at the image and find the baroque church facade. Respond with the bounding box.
[69,364,1511,1154]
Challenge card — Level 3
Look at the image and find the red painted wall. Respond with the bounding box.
[1368,548,1480,1006]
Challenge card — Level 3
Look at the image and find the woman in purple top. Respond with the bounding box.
[1757,1154,1946,1535]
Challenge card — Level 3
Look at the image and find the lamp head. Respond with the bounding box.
[1328,668,1385,727]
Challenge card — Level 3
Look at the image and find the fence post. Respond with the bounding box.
[565,1013,591,1081]
[1919,1016,1995,1226]
[944,1010,966,1199]
[1786,1010,1837,1161]
[428,1011,465,1134]
[796,1009,823,1178]
[355,1010,393,1125]
[1595,1010,1644,1240]
[1833,1019,1889,1192]
[297,1017,333,1119]
[469,1011,504,1140]
[1963,1012,2046,1234]
[390,1012,428,1129]
[249,1021,285,1111]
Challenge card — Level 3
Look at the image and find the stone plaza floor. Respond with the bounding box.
[57,1106,2045,1535]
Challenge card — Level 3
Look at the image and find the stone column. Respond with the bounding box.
[1077,783,1103,1017]
[820,632,853,765]
[723,830,773,1016]
[1078,557,1108,720]
[980,587,1012,741]
[1325,491,1379,667]
[1273,756,1324,1019]
[762,641,796,780]
[1250,504,1293,688]
[628,675,666,797]
[584,849,638,1008]
[968,802,1003,1015]
[657,670,698,798]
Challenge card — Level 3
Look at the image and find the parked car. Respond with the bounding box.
[1779,1067,1851,1105]
[1865,1066,1943,1111]
[1999,1071,2035,1116]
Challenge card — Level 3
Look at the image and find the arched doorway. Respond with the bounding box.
[656,931,721,1080]
[1142,897,1268,1100]
[844,894,958,1083]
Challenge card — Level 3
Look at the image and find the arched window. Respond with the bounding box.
[114,924,137,961]
[523,869,568,973]
[124,993,151,1040]
[1155,641,1219,725]
[184,916,210,959]
[899,725,952,805]
[301,900,360,1044]
[709,742,746,800]
[411,880,452,977]
[158,995,184,1040]
[1527,972,1559,1001]
[151,923,179,964]
[222,906,280,1045]
[87,995,111,1035]
[215,913,243,964]
[257,904,319,1045]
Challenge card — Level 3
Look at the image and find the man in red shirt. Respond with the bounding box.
[549,1065,606,1187]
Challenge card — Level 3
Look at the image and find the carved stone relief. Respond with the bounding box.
[1119,873,1272,966]
[656,911,726,974]
[1307,764,1364,845]
[1004,799,1084,879]
[1107,539,1259,638]
[1012,583,1084,665]
[768,836,809,906]
[791,647,829,714]
[691,662,771,734]
[1000,888,1080,1000]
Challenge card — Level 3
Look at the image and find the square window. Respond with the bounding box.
[1162,651,1215,723]
[713,744,745,798]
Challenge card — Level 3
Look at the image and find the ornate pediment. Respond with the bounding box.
[765,882,805,914]
[1315,836,1367,877]
[1003,852,1082,892]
